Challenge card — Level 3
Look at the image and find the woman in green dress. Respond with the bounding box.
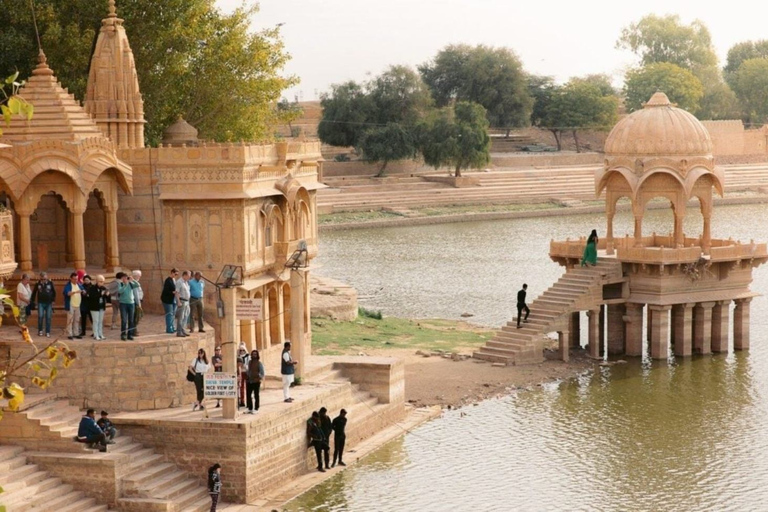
[581,229,598,266]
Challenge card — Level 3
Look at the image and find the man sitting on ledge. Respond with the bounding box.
[77,408,110,452]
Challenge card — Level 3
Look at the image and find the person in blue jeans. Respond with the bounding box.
[30,272,56,337]
[161,268,179,334]
[117,272,139,340]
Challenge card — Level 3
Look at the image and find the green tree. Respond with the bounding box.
[725,40,768,78]
[731,58,768,124]
[277,99,304,138]
[359,123,418,177]
[623,62,704,113]
[0,0,295,144]
[528,75,557,127]
[317,81,373,148]
[557,80,618,152]
[418,101,491,178]
[617,14,718,72]
[368,65,433,126]
[419,44,532,136]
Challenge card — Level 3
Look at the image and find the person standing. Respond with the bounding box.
[188,271,205,333]
[190,348,210,411]
[80,274,93,337]
[88,275,110,341]
[107,275,120,331]
[516,283,530,329]
[131,270,144,336]
[161,268,179,334]
[117,272,139,340]
[64,272,84,340]
[581,229,599,267]
[16,273,32,326]
[237,343,249,408]
[331,409,348,467]
[245,349,265,414]
[31,272,55,337]
[318,407,332,470]
[212,346,223,408]
[307,411,327,472]
[207,463,222,512]
[175,270,191,337]
[281,341,298,403]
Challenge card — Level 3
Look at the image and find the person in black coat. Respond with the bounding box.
[516,283,530,328]
[307,411,327,472]
[319,407,333,470]
[332,409,348,467]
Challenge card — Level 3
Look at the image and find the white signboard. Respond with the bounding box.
[204,373,237,399]
[236,298,262,321]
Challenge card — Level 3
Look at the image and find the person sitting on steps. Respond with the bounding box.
[97,410,117,441]
[77,408,111,451]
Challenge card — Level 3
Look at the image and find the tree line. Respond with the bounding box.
[320,14,768,174]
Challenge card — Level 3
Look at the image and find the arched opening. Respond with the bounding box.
[282,282,292,342]
[268,285,280,346]
[612,197,634,238]
[30,192,69,269]
[685,196,704,244]
[641,196,677,245]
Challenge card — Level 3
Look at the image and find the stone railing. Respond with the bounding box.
[616,245,702,264]
[549,237,607,259]
[709,240,768,261]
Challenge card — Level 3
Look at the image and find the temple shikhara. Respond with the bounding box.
[475,91,768,364]
[0,1,407,508]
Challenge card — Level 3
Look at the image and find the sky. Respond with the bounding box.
[215,0,768,101]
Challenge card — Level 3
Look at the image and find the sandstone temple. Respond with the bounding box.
[0,1,408,509]
[475,92,768,364]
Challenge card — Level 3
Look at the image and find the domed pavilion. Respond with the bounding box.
[476,92,768,366]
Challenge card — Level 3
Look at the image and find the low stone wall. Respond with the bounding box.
[333,357,405,404]
[1,333,214,412]
[324,160,436,177]
[421,175,480,188]
[491,152,603,168]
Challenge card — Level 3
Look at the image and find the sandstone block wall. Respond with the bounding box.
[4,334,214,412]
[333,358,405,404]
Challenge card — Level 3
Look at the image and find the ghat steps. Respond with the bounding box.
[4,396,219,511]
[318,163,768,213]
[0,445,107,512]
[474,259,623,365]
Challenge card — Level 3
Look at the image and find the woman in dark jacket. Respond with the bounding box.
[88,275,110,341]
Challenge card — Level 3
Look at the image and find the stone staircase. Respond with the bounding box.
[6,397,214,512]
[474,259,623,365]
[0,445,108,512]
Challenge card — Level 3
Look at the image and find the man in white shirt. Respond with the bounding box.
[281,341,298,403]
[16,273,32,325]
[175,271,191,337]
[131,270,144,336]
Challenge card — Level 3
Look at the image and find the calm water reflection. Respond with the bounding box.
[289,204,768,511]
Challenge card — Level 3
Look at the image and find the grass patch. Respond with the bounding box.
[318,210,402,225]
[311,315,494,355]
[358,306,382,320]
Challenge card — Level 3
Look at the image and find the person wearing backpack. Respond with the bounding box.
[245,349,265,414]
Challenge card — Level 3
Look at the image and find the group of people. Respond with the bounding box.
[16,269,144,341]
[76,409,117,452]
[307,407,348,472]
[161,268,206,337]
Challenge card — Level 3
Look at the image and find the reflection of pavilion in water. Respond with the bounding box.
[476,92,768,364]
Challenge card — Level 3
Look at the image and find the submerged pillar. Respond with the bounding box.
[711,300,731,353]
[607,303,625,355]
[672,303,694,357]
[558,330,569,362]
[693,301,715,354]
[569,311,580,348]
[649,305,671,359]
[599,304,606,356]
[625,303,644,357]
[734,298,752,350]
[587,308,600,359]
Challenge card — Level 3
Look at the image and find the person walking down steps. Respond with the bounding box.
[516,283,530,329]
[581,229,599,267]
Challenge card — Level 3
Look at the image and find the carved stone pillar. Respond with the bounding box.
[17,210,32,272]
[701,200,712,255]
[558,330,569,362]
[607,304,626,355]
[70,199,87,270]
[693,301,715,354]
[711,300,731,353]
[634,215,643,247]
[291,270,307,379]
[569,311,580,348]
[649,305,671,359]
[606,204,615,255]
[674,212,685,247]
[103,203,120,271]
[587,308,600,359]
[672,303,694,357]
[625,303,644,357]
[733,298,752,350]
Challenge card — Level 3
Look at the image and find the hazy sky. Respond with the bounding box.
[215,0,768,101]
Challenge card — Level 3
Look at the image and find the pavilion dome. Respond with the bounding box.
[162,117,199,146]
[604,92,713,158]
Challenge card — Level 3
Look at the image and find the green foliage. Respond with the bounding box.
[368,65,432,126]
[277,99,304,137]
[731,58,768,124]
[725,40,768,78]
[418,101,491,177]
[358,307,383,320]
[359,123,418,177]
[623,62,704,113]
[0,0,295,144]
[419,44,532,133]
[0,72,34,136]
[333,153,351,162]
[528,75,557,128]
[318,81,373,147]
[617,14,718,72]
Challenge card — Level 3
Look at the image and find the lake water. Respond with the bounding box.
[287,204,768,511]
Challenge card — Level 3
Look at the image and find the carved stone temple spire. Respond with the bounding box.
[84,0,145,148]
